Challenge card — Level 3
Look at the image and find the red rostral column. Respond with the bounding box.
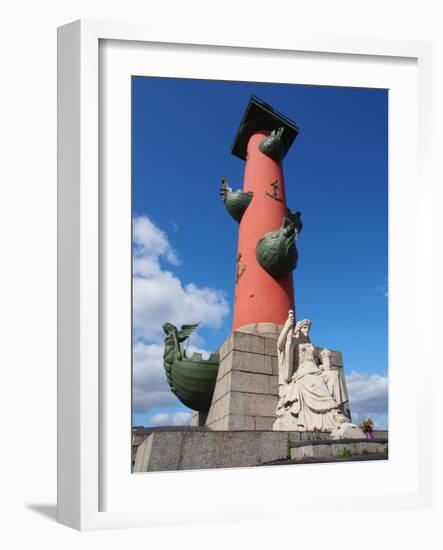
[230,97,299,331]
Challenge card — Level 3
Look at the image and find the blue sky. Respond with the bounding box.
[131,76,388,429]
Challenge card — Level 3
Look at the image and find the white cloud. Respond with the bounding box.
[347,371,388,416]
[149,412,192,427]
[132,215,229,417]
[133,215,180,269]
[132,216,229,342]
[133,341,213,413]
[376,281,388,301]
[132,342,179,412]
[133,276,229,341]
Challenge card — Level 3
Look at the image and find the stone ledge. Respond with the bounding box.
[133,430,289,472]
[290,437,388,447]
[290,440,388,460]
[132,429,389,472]
[288,431,388,443]
[263,454,388,466]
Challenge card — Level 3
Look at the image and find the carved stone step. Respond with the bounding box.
[290,439,388,461]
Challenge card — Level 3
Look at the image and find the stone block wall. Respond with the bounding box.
[131,427,389,471]
[202,326,351,431]
[205,330,280,430]
[133,430,290,472]
[132,429,389,472]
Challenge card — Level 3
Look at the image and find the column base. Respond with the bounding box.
[202,329,352,432]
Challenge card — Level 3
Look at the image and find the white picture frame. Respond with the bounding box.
[57,19,434,531]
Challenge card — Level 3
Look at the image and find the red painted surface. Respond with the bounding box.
[232,131,294,331]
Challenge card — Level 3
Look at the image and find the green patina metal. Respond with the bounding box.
[220,177,253,222]
[259,127,287,161]
[287,207,303,234]
[256,210,303,279]
[162,322,219,412]
[231,96,299,161]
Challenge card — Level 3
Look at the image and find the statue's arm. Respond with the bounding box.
[277,311,294,351]
[318,348,331,370]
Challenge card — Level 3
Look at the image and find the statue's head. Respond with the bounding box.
[294,319,311,339]
[162,322,175,335]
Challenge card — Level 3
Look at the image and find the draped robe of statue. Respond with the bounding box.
[274,316,361,437]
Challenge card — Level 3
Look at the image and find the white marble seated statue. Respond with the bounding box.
[273,310,364,439]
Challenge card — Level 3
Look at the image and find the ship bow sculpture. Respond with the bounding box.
[219,177,253,222]
[162,322,219,412]
[256,210,302,279]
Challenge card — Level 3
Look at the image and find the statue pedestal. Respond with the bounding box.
[204,328,280,430]
[199,324,351,431]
